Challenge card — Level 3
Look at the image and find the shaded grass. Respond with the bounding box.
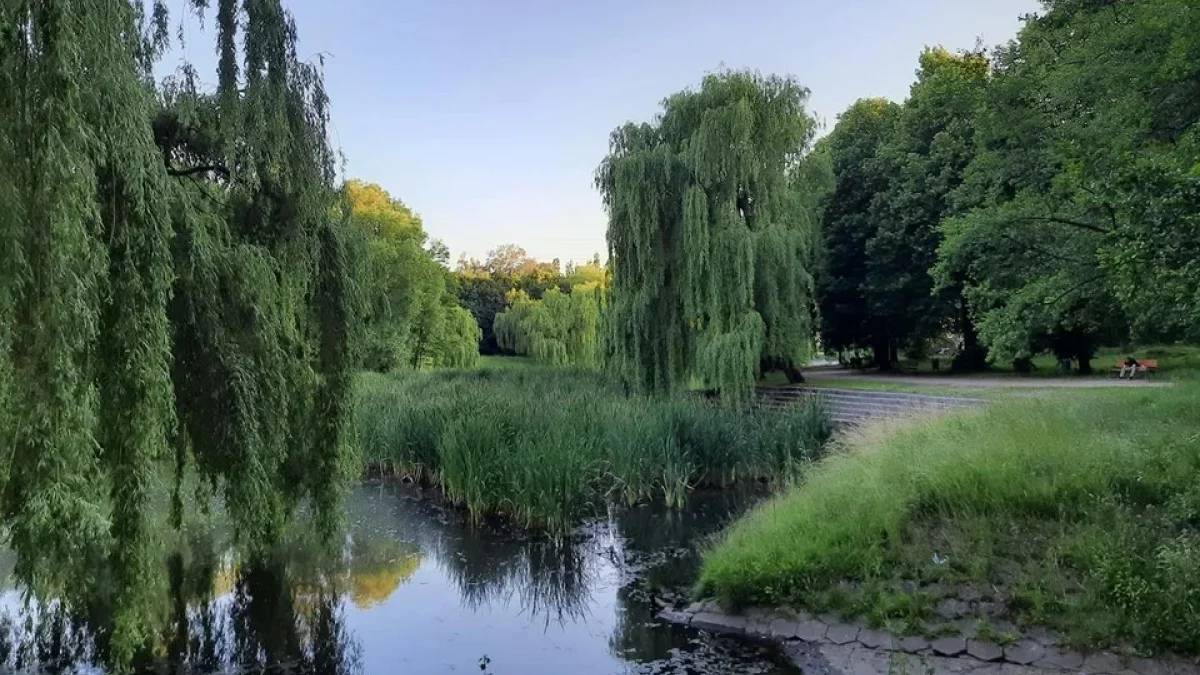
[894,344,1200,379]
[476,355,537,369]
[697,385,1200,654]
[354,367,833,533]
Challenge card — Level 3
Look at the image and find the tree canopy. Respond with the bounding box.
[936,0,1200,370]
[494,285,602,368]
[344,180,478,371]
[0,0,355,661]
[596,70,822,400]
[817,48,991,370]
[453,244,576,354]
[815,0,1200,371]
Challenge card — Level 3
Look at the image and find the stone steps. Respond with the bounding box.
[756,386,986,426]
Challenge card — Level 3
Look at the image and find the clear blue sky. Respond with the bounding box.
[167,0,1040,265]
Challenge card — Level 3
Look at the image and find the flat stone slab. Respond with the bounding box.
[1003,640,1045,665]
[899,636,930,653]
[769,618,799,639]
[932,637,967,656]
[690,612,746,635]
[1130,657,1172,675]
[1083,651,1127,675]
[1033,646,1084,670]
[937,599,971,620]
[826,623,860,645]
[858,628,895,650]
[967,640,1004,662]
[1024,626,1061,647]
[795,619,828,642]
[657,610,691,625]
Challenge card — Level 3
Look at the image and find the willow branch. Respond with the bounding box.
[166,164,230,178]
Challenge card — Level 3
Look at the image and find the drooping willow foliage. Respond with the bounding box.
[494,286,601,368]
[0,0,354,664]
[596,71,820,401]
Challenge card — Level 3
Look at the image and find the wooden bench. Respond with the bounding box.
[1111,358,1158,378]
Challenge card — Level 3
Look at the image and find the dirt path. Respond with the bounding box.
[804,368,1172,389]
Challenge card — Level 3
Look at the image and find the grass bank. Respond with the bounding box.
[697,385,1200,654]
[355,368,832,532]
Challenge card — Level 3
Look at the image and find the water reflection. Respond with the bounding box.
[0,483,799,675]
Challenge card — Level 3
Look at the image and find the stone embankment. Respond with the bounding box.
[659,602,1199,675]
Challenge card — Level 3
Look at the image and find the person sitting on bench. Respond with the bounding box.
[1119,356,1140,379]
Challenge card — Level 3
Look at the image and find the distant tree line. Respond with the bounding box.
[455,246,605,359]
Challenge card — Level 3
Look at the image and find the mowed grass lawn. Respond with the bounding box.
[697,384,1200,654]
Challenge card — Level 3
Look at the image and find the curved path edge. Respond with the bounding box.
[658,604,1199,675]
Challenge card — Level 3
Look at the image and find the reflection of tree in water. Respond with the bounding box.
[0,535,363,675]
[434,516,594,627]
[360,483,594,627]
[605,488,772,666]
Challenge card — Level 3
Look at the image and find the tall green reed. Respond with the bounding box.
[354,367,831,532]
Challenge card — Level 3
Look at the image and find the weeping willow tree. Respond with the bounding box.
[494,286,601,368]
[0,0,354,665]
[596,71,820,401]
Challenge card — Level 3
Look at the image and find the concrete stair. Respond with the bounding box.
[756,386,986,426]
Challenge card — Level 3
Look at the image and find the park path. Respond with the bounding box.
[803,368,1173,389]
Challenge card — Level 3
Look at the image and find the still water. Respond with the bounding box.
[0,483,798,675]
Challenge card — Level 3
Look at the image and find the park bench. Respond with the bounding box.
[1110,358,1158,378]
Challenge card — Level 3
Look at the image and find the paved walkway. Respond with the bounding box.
[804,368,1172,389]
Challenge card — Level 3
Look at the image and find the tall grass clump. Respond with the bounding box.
[354,368,831,532]
[697,385,1200,655]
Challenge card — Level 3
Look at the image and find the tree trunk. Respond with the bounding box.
[872,337,893,371]
[1077,353,1093,375]
[955,304,990,371]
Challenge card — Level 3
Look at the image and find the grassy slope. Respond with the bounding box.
[697,385,1200,654]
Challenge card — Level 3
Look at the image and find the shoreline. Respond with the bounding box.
[659,602,1200,675]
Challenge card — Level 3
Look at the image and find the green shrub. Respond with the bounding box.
[354,367,831,532]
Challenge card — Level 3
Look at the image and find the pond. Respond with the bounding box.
[0,482,800,675]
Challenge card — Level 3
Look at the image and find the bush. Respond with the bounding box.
[697,385,1200,654]
[354,367,831,532]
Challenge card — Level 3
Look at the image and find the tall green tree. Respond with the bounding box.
[494,286,602,368]
[0,0,355,661]
[870,48,992,369]
[596,71,820,400]
[344,179,475,370]
[817,98,902,366]
[817,49,991,370]
[937,0,1200,370]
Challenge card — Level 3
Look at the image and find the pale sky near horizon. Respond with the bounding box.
[166,0,1041,265]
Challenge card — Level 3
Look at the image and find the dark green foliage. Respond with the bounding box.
[597,71,821,401]
[0,0,355,664]
[355,368,832,533]
[818,49,991,370]
[817,99,903,364]
[937,0,1200,363]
